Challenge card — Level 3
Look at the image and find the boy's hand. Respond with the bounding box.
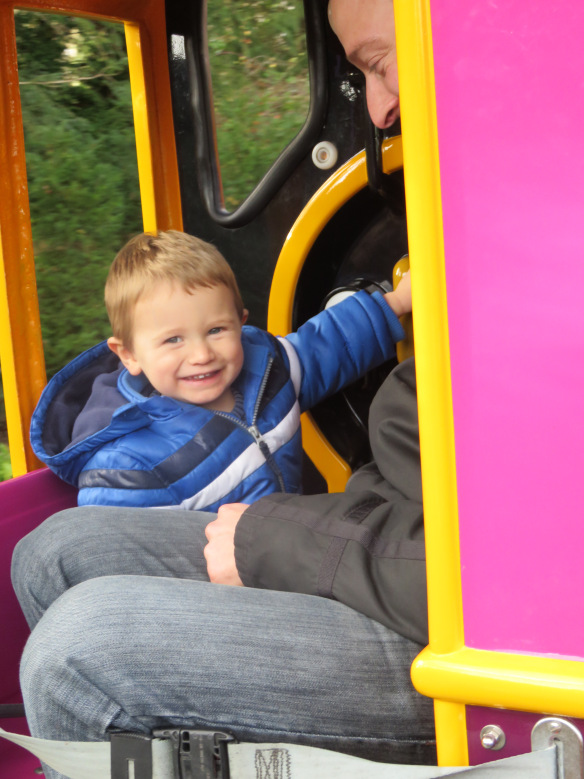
[383,270,412,317]
[204,503,249,586]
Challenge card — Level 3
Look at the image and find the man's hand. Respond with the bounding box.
[204,503,249,586]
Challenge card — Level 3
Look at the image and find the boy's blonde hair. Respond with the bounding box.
[105,231,245,348]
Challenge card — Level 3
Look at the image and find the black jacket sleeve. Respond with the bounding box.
[234,359,428,646]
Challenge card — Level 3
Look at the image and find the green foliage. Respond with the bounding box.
[0,444,12,482]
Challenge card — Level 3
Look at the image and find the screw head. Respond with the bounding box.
[480,725,506,751]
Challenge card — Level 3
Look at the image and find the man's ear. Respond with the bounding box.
[241,309,249,325]
[107,337,143,376]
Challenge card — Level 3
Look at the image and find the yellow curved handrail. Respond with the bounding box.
[268,137,403,492]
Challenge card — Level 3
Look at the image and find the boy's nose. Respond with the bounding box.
[188,340,213,364]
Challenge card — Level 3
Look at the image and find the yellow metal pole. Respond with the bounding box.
[125,21,158,234]
[0,4,46,475]
[393,0,466,763]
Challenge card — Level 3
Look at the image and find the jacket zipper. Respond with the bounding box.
[214,357,286,492]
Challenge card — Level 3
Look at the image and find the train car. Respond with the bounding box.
[1,0,584,776]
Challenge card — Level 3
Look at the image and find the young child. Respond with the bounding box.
[30,230,411,511]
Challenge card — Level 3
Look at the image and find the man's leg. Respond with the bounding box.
[11,506,212,629]
[21,575,436,779]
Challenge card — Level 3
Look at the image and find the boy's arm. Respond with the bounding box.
[283,286,407,412]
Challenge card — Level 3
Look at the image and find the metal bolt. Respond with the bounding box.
[480,725,506,751]
[548,721,563,734]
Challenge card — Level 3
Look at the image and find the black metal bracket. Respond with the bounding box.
[0,703,26,719]
[363,104,396,198]
[345,70,398,198]
[110,732,154,779]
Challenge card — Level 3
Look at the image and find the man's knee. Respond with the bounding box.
[11,509,77,587]
[20,577,115,699]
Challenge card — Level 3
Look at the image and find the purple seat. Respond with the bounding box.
[0,468,76,777]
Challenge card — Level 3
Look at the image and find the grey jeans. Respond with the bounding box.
[11,506,436,779]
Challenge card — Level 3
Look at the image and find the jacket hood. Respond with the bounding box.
[30,341,164,485]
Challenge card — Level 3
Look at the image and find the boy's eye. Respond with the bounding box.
[165,336,182,344]
[208,326,224,335]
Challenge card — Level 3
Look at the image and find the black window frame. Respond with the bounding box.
[167,0,328,228]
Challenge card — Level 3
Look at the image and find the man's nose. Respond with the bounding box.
[366,78,400,129]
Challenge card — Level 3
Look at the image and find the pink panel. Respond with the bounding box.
[431,1,584,655]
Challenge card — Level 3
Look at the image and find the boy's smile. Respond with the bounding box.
[110,282,247,411]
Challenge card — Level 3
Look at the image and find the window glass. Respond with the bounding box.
[14,9,142,378]
[206,0,310,210]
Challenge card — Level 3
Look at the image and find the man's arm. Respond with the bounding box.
[235,489,427,646]
[205,359,427,645]
[205,488,426,645]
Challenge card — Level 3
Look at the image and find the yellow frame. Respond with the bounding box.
[393,0,466,763]
[0,0,182,475]
[267,137,404,492]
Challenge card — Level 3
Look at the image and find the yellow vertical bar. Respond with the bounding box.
[393,0,466,764]
[124,21,157,233]
[433,700,468,766]
[0,224,29,477]
[0,4,45,475]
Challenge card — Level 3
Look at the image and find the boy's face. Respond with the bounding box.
[110,282,247,411]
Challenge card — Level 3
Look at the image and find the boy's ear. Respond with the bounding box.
[241,309,249,325]
[107,337,143,376]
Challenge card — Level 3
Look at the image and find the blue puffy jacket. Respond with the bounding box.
[30,290,404,510]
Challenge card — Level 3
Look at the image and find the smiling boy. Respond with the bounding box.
[107,261,248,413]
[31,230,410,510]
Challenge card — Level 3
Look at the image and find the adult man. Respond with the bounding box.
[12,3,436,777]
